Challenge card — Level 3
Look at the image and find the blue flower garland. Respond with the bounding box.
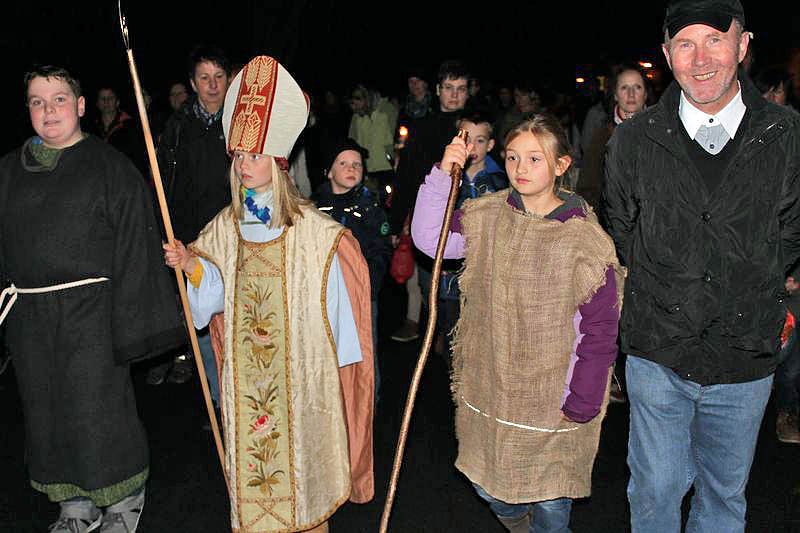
[241,187,271,224]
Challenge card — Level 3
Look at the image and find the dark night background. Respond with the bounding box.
[1,1,799,153]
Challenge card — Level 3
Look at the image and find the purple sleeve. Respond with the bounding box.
[410,165,466,259]
[561,267,620,423]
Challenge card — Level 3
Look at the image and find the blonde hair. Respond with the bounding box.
[504,113,575,192]
[229,157,310,229]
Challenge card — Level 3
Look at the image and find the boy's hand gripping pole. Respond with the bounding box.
[379,129,469,532]
[117,1,229,494]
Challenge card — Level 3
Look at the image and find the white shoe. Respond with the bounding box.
[99,488,145,532]
[49,499,102,533]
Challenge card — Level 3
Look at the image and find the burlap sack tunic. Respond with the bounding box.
[452,192,624,503]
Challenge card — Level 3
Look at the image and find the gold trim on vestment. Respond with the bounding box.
[279,235,297,525]
[320,229,345,357]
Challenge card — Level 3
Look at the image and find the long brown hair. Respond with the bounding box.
[504,113,575,192]
[229,157,310,228]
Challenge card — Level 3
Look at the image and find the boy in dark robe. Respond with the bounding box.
[0,65,183,533]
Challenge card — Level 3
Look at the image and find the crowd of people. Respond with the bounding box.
[2,0,800,532]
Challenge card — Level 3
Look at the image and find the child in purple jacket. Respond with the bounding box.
[411,114,624,532]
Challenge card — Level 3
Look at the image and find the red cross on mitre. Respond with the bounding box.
[229,57,279,154]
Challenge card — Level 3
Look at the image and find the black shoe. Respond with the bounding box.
[167,354,193,384]
[390,320,419,342]
[145,362,170,386]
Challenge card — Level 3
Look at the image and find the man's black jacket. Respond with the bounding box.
[603,75,800,384]
[389,110,461,235]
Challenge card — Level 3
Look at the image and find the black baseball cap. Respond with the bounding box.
[663,0,745,39]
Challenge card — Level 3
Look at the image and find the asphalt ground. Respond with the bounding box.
[1,299,799,532]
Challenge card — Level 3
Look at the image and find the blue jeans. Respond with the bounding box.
[626,355,773,533]
[473,483,572,533]
[776,330,800,415]
[197,331,219,406]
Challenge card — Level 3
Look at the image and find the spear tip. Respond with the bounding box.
[118,0,130,50]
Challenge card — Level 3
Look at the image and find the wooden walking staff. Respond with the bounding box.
[117,2,229,493]
[380,129,469,532]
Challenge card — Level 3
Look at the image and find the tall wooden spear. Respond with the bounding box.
[117,1,229,493]
[380,129,469,532]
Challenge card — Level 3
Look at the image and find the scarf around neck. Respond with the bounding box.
[241,186,274,224]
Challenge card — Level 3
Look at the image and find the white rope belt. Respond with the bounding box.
[0,277,110,326]
[461,396,579,433]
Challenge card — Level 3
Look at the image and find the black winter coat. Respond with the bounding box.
[312,182,392,300]
[603,76,800,384]
[390,110,462,234]
[157,98,231,244]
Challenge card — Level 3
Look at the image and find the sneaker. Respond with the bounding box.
[49,517,102,533]
[49,499,102,533]
[390,320,419,342]
[497,512,531,533]
[145,362,170,386]
[776,411,800,444]
[99,489,145,532]
[167,354,193,384]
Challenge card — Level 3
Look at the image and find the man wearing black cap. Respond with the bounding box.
[603,1,800,531]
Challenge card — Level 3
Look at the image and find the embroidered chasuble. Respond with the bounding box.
[191,205,373,532]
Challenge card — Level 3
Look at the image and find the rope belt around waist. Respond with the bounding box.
[0,277,110,326]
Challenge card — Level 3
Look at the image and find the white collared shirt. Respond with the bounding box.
[679,82,747,140]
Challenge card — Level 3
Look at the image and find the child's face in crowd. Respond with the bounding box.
[460,120,494,169]
[234,151,273,193]
[27,76,85,149]
[504,131,567,201]
[328,150,364,194]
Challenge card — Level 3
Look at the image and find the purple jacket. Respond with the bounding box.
[411,165,619,423]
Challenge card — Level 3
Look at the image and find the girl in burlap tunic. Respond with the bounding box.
[411,114,624,532]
